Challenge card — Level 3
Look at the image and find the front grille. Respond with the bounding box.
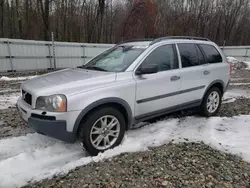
[22,90,32,105]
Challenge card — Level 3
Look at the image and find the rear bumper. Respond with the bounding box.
[28,117,76,143]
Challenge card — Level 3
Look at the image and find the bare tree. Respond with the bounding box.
[38,0,50,40]
[0,0,4,37]
[0,0,250,45]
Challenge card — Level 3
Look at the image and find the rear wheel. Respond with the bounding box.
[200,87,222,117]
[78,107,126,156]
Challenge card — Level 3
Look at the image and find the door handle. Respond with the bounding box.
[171,76,180,81]
[204,70,210,75]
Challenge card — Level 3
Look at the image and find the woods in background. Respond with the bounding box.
[0,0,250,45]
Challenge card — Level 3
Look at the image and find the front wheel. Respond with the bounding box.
[78,107,126,156]
[200,87,222,117]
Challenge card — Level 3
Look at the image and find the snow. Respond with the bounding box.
[223,89,250,100]
[222,98,236,104]
[227,56,250,70]
[0,75,37,81]
[231,78,250,81]
[1,115,250,188]
[0,92,20,110]
[246,62,250,70]
[230,82,250,86]
[227,56,240,64]
[0,89,19,94]
[221,89,250,104]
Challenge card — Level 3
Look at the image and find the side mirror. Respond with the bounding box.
[136,64,158,75]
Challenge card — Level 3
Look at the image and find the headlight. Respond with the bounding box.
[36,94,67,112]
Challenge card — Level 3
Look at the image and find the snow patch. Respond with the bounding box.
[223,89,250,99]
[227,56,250,70]
[0,75,37,81]
[222,89,250,103]
[222,98,236,104]
[245,61,250,70]
[229,82,250,86]
[227,56,240,64]
[0,89,19,94]
[1,116,250,187]
[0,92,20,110]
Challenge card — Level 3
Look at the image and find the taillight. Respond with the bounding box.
[229,62,232,75]
[227,61,232,75]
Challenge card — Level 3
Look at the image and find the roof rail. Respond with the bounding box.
[118,38,154,45]
[150,36,210,45]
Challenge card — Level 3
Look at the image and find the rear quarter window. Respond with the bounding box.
[200,44,223,64]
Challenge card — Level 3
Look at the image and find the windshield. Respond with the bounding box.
[81,45,147,72]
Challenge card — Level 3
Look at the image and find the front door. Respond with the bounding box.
[134,44,181,118]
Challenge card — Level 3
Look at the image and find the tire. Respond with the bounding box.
[78,107,126,156]
[200,87,222,117]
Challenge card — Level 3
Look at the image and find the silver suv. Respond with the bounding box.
[17,36,231,156]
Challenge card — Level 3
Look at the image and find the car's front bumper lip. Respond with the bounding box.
[28,117,76,143]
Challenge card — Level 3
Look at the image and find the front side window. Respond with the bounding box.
[200,44,223,63]
[141,44,179,72]
[178,43,200,68]
[82,45,146,72]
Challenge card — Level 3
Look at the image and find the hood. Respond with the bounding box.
[21,68,117,96]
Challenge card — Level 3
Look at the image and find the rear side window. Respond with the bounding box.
[177,44,199,68]
[200,44,222,63]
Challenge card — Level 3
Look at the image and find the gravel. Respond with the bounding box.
[23,142,250,188]
[0,108,34,138]
[0,70,49,77]
[0,80,23,90]
[231,70,250,79]
[218,98,250,116]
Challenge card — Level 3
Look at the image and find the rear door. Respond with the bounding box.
[198,44,230,88]
[177,43,208,103]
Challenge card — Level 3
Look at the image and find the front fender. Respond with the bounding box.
[72,97,133,136]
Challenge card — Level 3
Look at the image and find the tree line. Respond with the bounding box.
[0,0,250,46]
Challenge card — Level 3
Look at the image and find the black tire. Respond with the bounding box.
[200,87,222,117]
[78,107,126,156]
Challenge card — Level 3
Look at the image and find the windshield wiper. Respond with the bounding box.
[78,65,107,72]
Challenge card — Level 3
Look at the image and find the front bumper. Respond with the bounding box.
[28,117,76,143]
[17,97,78,143]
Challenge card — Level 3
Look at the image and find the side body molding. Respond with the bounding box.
[73,97,134,135]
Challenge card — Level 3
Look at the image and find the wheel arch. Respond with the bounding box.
[202,80,225,100]
[73,98,134,136]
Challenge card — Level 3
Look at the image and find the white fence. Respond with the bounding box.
[222,46,250,62]
[0,38,114,73]
[0,38,249,73]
